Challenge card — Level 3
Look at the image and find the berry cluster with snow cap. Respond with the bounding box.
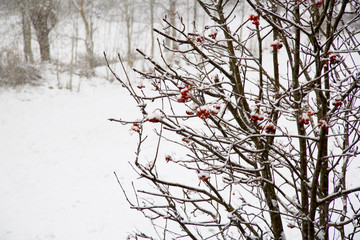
[328,51,340,64]
[312,0,324,6]
[265,123,276,134]
[250,110,265,122]
[130,122,142,133]
[208,29,218,39]
[299,113,310,125]
[196,103,222,119]
[270,39,283,50]
[198,171,210,182]
[319,120,329,130]
[146,111,163,123]
[332,95,343,107]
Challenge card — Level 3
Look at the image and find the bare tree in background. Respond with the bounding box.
[150,0,155,56]
[28,0,57,62]
[71,0,95,68]
[118,0,136,66]
[193,0,197,30]
[17,0,34,63]
[108,0,360,239]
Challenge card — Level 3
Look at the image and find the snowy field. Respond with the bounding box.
[1,57,360,240]
[2,63,360,240]
[0,65,152,240]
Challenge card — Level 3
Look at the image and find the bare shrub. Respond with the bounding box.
[0,48,41,87]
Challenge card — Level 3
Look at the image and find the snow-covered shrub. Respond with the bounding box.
[108,0,360,239]
[0,48,41,87]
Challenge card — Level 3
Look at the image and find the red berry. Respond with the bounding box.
[315,0,323,6]
[186,110,194,115]
[177,98,186,103]
[332,98,343,107]
[146,112,162,123]
[319,120,328,130]
[250,115,258,121]
[130,122,142,133]
[211,104,221,115]
[270,39,283,50]
[299,114,310,125]
[165,155,173,162]
[208,33,217,39]
[196,36,204,43]
[198,172,210,182]
[249,15,259,21]
[265,124,276,134]
[182,138,190,144]
[250,111,259,121]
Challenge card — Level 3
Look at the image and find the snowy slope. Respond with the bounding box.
[0,66,150,240]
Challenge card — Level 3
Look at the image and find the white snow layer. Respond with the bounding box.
[0,74,149,239]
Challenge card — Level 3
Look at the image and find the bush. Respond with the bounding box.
[0,48,41,87]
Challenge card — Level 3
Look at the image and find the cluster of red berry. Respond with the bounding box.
[312,0,324,6]
[177,87,192,103]
[186,109,195,115]
[146,112,162,123]
[196,107,211,119]
[208,31,217,39]
[211,104,221,114]
[265,123,276,134]
[332,96,343,107]
[198,172,210,182]
[147,117,161,123]
[299,113,310,125]
[249,15,260,26]
[196,36,204,43]
[130,122,142,133]
[250,109,276,133]
[250,111,265,122]
[195,104,221,119]
[165,154,173,163]
[270,39,283,50]
[328,51,340,64]
[319,120,328,130]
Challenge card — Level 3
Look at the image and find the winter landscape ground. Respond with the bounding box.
[1,1,360,239]
[0,65,155,239]
[1,61,359,240]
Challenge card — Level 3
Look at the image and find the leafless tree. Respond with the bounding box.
[28,0,57,62]
[107,0,360,239]
[17,0,34,63]
[71,0,95,68]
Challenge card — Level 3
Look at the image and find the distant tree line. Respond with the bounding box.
[0,0,201,67]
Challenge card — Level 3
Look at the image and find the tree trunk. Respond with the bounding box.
[29,0,57,62]
[20,1,34,63]
[193,0,197,31]
[169,0,177,51]
[71,0,95,68]
[150,0,155,56]
[36,31,51,62]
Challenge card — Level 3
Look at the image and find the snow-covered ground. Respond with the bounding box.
[0,65,151,240]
